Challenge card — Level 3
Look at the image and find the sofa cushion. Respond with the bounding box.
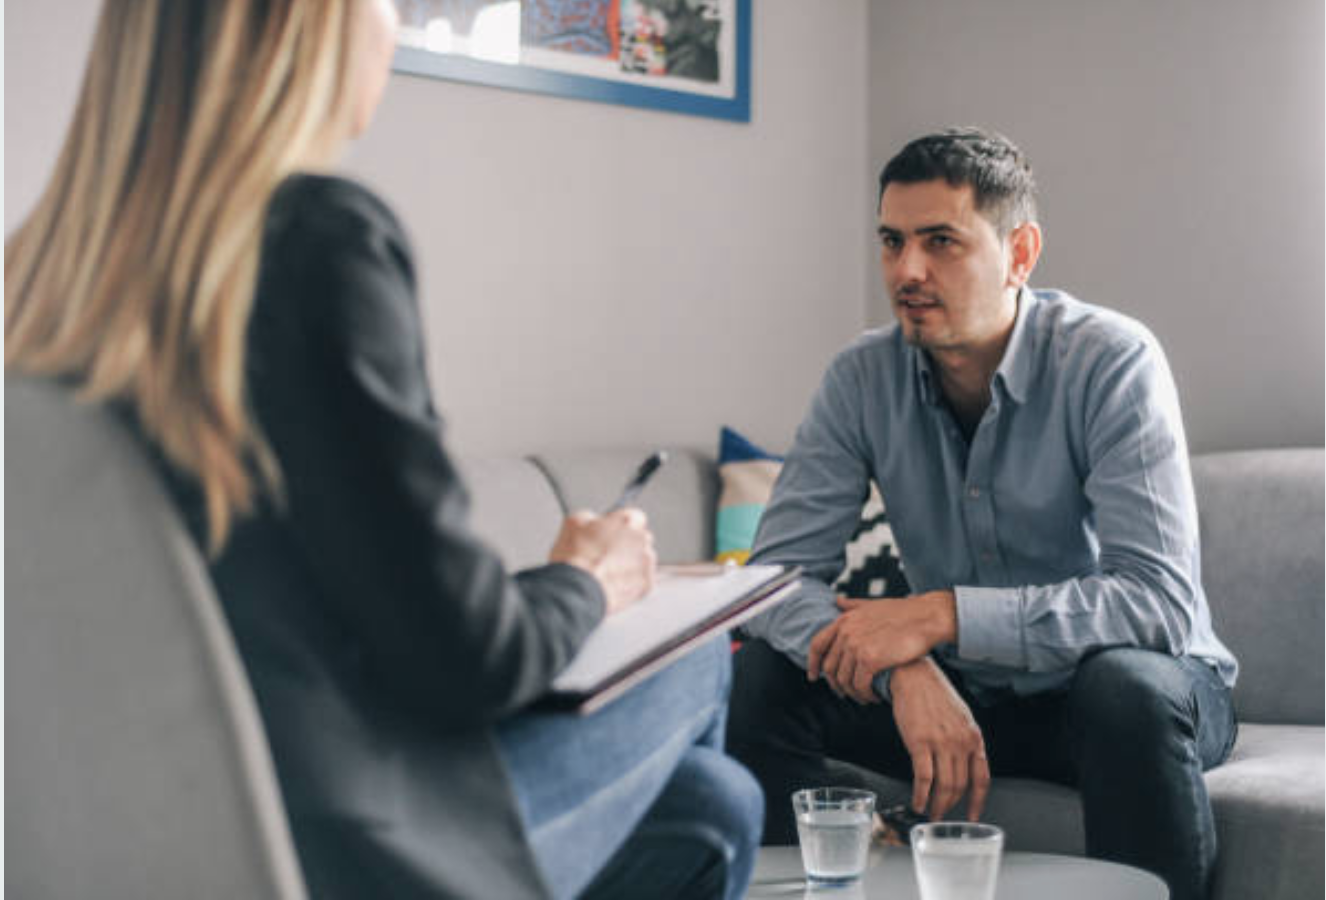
[1191,449,1324,725]
[828,723,1325,890]
[1207,723,1325,899]
[715,426,784,565]
[823,760,1087,855]
[835,488,912,599]
[533,448,718,564]
[458,455,566,571]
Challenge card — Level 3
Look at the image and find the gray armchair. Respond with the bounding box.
[5,378,306,899]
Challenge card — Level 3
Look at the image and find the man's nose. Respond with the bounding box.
[895,240,926,279]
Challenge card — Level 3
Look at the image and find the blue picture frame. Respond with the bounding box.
[392,0,751,123]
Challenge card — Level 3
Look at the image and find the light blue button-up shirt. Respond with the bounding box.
[743,289,1237,702]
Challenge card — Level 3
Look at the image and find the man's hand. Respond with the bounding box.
[549,508,657,615]
[806,591,958,700]
[890,657,990,822]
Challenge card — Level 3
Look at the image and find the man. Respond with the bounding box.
[728,127,1238,900]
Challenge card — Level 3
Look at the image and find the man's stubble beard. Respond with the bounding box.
[900,321,957,352]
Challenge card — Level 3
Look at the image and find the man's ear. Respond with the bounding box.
[1006,222,1043,288]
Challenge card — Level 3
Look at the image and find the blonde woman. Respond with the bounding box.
[6,2,762,897]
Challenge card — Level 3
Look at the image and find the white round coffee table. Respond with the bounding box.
[745,845,1168,899]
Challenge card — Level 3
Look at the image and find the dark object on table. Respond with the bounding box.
[877,804,929,846]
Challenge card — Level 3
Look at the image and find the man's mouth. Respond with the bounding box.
[898,297,941,310]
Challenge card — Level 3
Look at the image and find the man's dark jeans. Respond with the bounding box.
[727,641,1237,900]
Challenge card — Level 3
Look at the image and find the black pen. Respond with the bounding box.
[607,450,668,511]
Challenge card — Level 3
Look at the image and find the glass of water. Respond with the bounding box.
[910,821,1004,900]
[791,787,876,884]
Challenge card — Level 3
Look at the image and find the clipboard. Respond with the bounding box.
[543,564,801,715]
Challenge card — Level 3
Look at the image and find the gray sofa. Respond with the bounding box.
[471,446,1325,900]
[8,378,1323,899]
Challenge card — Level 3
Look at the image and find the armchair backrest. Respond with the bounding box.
[4,378,306,899]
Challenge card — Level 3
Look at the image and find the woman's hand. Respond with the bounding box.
[549,508,657,615]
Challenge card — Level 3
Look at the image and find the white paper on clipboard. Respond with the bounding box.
[547,564,799,712]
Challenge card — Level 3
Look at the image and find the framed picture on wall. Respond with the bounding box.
[391,0,751,122]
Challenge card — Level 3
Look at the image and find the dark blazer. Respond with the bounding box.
[163,175,603,898]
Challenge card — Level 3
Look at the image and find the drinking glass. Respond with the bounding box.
[791,787,876,884]
[910,821,1004,900]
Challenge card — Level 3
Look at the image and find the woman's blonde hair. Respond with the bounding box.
[6,0,361,553]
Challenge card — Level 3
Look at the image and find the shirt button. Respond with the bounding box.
[981,552,995,562]
[968,486,981,499]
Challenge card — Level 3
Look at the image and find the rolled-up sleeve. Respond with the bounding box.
[954,335,1200,672]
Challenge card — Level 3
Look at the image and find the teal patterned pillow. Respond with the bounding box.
[714,426,908,597]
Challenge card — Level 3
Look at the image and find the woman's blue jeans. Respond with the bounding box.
[496,637,764,900]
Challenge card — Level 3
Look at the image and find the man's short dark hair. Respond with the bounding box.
[878,127,1038,236]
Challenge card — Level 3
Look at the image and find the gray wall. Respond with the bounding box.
[867,0,1325,453]
[4,2,99,234]
[4,0,870,457]
[343,1,869,455]
[6,0,1322,455]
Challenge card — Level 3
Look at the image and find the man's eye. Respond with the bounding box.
[929,234,954,248]
[880,234,902,250]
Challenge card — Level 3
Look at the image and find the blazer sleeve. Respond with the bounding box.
[250,176,604,726]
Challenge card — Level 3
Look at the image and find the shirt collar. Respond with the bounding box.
[911,287,1038,407]
[992,287,1036,405]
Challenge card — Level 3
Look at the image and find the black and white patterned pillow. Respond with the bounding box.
[834,485,910,598]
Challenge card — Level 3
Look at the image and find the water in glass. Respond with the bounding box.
[911,823,1003,900]
[795,806,872,882]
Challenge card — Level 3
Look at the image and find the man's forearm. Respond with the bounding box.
[918,589,958,646]
[867,593,957,702]
[810,590,960,695]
